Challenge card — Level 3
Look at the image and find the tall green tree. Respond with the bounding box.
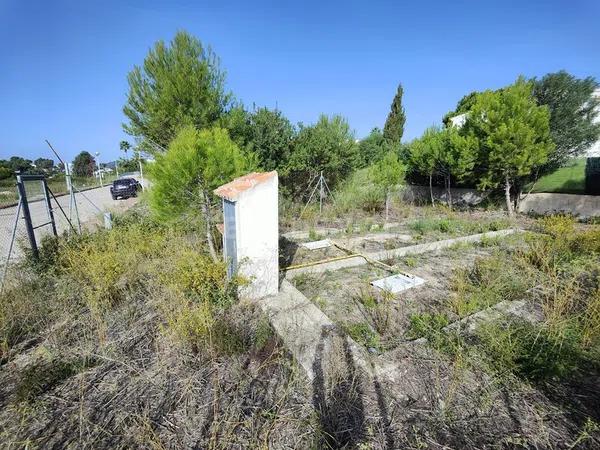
[466,77,553,217]
[123,31,231,153]
[72,151,96,177]
[149,126,250,260]
[436,127,478,206]
[33,158,54,172]
[219,105,253,151]
[119,140,131,157]
[533,71,600,170]
[442,91,483,126]
[408,126,445,204]
[247,107,295,171]
[286,115,358,195]
[370,151,406,220]
[3,156,33,174]
[357,128,391,167]
[383,84,406,146]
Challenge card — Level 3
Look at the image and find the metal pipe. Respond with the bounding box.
[332,241,417,278]
[42,180,57,236]
[283,253,360,271]
[16,173,38,258]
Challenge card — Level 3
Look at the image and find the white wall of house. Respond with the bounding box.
[583,88,600,157]
[449,112,467,128]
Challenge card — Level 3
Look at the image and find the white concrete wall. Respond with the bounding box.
[234,174,279,298]
[583,88,600,157]
[519,193,600,218]
[401,185,488,206]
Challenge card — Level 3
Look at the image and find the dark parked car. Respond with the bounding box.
[110,178,140,200]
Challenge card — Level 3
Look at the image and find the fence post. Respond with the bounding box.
[43,180,58,237]
[15,173,38,258]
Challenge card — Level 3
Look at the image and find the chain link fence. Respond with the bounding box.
[0,180,28,268]
[1,174,115,291]
[1,171,145,281]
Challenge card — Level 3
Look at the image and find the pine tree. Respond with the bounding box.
[383,84,406,146]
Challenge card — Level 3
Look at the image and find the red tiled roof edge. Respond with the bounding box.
[213,171,277,201]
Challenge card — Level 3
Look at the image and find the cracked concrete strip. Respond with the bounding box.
[257,280,413,406]
[258,280,372,380]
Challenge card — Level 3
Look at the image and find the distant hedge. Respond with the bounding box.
[585,157,600,195]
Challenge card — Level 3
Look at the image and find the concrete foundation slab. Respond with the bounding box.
[371,273,425,293]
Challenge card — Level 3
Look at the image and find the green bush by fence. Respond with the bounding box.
[585,157,600,195]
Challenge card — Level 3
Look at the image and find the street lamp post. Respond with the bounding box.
[95,151,103,187]
[135,149,145,191]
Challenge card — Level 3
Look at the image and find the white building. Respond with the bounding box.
[584,88,600,157]
[214,171,279,299]
[449,112,468,128]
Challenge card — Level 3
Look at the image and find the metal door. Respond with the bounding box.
[223,199,237,277]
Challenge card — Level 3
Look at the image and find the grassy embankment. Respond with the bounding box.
[530,158,586,194]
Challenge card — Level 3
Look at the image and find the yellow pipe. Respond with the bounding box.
[331,241,415,278]
[330,241,396,272]
[283,253,360,271]
[283,240,401,274]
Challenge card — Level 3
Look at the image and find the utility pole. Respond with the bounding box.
[319,171,324,214]
[136,149,145,191]
[95,151,103,187]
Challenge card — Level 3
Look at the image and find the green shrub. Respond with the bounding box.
[342,322,381,350]
[333,169,385,214]
[477,320,591,380]
[407,313,450,340]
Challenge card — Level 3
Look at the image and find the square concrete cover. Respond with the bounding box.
[371,273,425,293]
[300,239,332,250]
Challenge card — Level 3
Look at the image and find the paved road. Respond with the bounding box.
[1,183,141,261]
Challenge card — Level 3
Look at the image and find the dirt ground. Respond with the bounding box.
[286,222,599,449]
[280,206,531,268]
[290,245,495,351]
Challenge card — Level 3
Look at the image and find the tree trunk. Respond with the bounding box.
[202,189,219,262]
[385,190,390,222]
[514,186,522,212]
[504,175,514,218]
[445,175,453,209]
[429,174,434,205]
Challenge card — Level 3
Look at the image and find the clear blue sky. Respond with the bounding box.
[1,0,599,163]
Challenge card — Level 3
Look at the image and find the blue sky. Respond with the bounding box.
[1,0,599,163]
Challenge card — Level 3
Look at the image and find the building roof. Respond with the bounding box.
[213,171,277,201]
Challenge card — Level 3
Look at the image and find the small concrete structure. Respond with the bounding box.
[371,273,425,294]
[214,171,279,299]
[301,239,332,250]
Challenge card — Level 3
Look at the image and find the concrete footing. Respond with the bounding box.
[258,280,370,380]
[285,228,521,278]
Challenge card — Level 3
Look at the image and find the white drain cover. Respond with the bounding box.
[371,273,425,293]
[301,239,332,250]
